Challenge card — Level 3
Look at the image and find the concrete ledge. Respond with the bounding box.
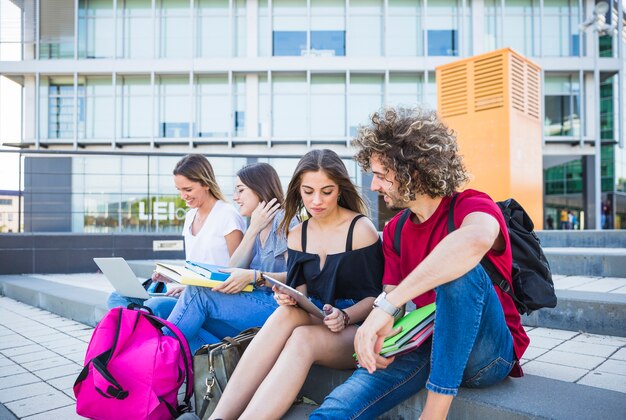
[537,230,626,248]
[0,275,108,327]
[299,365,626,419]
[544,247,626,277]
[523,289,626,337]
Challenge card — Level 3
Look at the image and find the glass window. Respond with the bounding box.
[348,74,383,136]
[387,73,425,108]
[544,74,580,137]
[233,74,246,137]
[39,0,75,59]
[159,0,191,59]
[387,0,422,56]
[78,0,114,59]
[502,0,539,57]
[118,75,152,139]
[196,74,229,138]
[484,0,499,52]
[83,76,113,140]
[543,0,580,57]
[310,74,345,138]
[235,0,247,56]
[272,73,307,138]
[273,0,307,56]
[197,0,230,57]
[259,0,271,56]
[118,0,153,59]
[347,0,383,56]
[158,75,190,138]
[426,0,461,57]
[40,77,85,140]
[311,0,345,56]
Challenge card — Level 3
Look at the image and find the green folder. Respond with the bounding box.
[381,303,436,349]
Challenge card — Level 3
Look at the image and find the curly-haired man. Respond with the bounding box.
[310,107,529,419]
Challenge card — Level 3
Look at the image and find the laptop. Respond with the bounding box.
[94,257,165,300]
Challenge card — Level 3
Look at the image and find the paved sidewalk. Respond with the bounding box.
[1,293,625,419]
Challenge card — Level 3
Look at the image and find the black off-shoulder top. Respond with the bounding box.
[287,215,384,305]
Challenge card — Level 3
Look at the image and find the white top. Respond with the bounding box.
[183,200,246,266]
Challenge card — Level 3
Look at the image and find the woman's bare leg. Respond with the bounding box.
[238,325,358,420]
[209,306,313,420]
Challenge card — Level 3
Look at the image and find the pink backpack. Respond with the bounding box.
[74,307,194,420]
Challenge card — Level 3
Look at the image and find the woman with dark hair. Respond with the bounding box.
[165,162,298,352]
[210,149,384,420]
[106,154,246,317]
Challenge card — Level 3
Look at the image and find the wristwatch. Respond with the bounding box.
[373,292,401,318]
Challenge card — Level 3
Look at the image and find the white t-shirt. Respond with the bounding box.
[183,200,246,266]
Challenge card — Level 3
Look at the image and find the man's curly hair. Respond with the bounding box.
[353,107,469,200]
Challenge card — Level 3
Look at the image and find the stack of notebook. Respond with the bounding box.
[153,260,253,292]
[380,303,435,358]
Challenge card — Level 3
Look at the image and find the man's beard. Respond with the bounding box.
[381,193,408,211]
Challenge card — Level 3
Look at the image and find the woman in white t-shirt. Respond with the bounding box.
[106,154,246,317]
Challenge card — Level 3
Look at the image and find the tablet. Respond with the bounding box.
[263,275,325,319]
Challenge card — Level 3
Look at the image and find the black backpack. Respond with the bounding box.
[392,194,557,315]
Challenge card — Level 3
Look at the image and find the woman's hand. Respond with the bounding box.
[152,272,172,283]
[272,285,297,306]
[164,285,185,298]
[248,198,281,234]
[323,305,346,333]
[212,268,253,294]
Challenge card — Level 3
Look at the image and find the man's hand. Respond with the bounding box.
[212,268,253,294]
[248,198,281,234]
[354,308,399,373]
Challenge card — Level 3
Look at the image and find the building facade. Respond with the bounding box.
[0,0,624,232]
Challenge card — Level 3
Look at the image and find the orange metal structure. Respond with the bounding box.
[436,48,544,228]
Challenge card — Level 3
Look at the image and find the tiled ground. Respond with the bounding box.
[1,295,625,419]
[0,297,91,419]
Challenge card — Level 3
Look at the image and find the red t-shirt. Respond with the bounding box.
[382,189,529,377]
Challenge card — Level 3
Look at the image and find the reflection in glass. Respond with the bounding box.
[159,0,191,59]
[543,0,580,57]
[196,74,229,138]
[159,75,191,138]
[544,74,580,137]
[272,73,307,138]
[347,0,383,56]
[273,0,307,56]
[78,0,114,59]
[426,0,461,56]
[118,0,153,59]
[310,74,345,138]
[348,74,383,136]
[197,0,230,57]
[118,75,152,139]
[40,77,85,140]
[84,76,113,140]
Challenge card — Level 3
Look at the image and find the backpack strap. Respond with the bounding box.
[393,209,412,256]
[143,313,195,412]
[345,214,365,252]
[447,194,527,313]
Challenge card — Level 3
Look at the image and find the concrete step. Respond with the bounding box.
[522,288,626,337]
[298,365,626,420]
[0,275,108,327]
[537,230,626,248]
[544,247,626,277]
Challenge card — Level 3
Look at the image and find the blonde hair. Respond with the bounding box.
[173,154,226,201]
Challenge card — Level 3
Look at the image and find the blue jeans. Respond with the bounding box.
[106,291,178,320]
[310,264,515,419]
[165,285,279,353]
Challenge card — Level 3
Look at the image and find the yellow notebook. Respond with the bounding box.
[154,262,253,292]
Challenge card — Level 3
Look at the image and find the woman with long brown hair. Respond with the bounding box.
[210,149,384,419]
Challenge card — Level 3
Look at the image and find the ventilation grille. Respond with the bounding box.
[439,64,468,118]
[474,54,504,112]
[510,54,540,120]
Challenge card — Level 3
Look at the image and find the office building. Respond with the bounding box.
[0,0,624,232]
